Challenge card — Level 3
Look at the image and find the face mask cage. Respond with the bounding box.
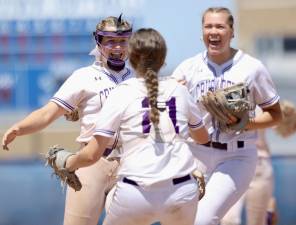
[93,30,132,71]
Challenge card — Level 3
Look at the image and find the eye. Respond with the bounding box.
[119,40,128,46]
[106,40,116,45]
[203,24,212,29]
[216,24,227,30]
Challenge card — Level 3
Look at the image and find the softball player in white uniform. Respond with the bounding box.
[172,7,282,225]
[2,15,133,225]
[63,28,209,225]
[53,60,132,225]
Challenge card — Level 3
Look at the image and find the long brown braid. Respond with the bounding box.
[128,28,167,125]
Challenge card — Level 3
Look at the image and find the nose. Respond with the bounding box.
[209,27,218,34]
[113,42,121,47]
[113,44,124,52]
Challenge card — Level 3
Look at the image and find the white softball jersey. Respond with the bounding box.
[92,77,204,187]
[50,61,133,144]
[172,50,280,143]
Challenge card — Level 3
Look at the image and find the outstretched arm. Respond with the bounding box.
[65,135,110,171]
[2,102,66,150]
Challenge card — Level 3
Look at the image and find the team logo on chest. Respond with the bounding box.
[193,79,235,99]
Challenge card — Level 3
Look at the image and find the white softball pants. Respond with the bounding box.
[221,156,274,225]
[103,176,199,225]
[189,143,257,225]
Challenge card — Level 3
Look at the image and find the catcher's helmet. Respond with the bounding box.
[93,14,132,71]
[93,14,132,42]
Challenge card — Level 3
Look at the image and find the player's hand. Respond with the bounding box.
[2,126,19,151]
[177,79,187,86]
[226,114,238,125]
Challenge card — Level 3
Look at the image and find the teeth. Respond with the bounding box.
[209,37,220,41]
[110,53,122,59]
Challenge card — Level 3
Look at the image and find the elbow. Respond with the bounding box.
[276,111,283,124]
[263,102,283,127]
[42,110,58,124]
[39,102,64,125]
[272,109,283,126]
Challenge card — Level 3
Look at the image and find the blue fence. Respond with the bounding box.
[0,156,295,225]
[0,19,97,111]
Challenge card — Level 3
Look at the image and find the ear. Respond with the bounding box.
[231,28,234,38]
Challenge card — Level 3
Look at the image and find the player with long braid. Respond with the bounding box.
[55,28,209,225]
[2,15,133,225]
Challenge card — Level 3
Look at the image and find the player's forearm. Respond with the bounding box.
[14,111,55,135]
[14,112,52,135]
[14,102,65,136]
[246,103,282,130]
[66,151,100,172]
[66,136,109,171]
[190,126,210,144]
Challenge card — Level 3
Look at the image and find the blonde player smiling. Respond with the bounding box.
[172,7,282,225]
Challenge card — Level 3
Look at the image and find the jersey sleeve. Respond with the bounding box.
[50,71,84,112]
[248,63,280,108]
[93,85,127,137]
[181,86,204,130]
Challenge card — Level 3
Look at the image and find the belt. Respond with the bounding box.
[122,174,191,187]
[81,142,112,157]
[202,141,244,150]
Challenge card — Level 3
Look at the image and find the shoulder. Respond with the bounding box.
[73,64,95,75]
[240,53,272,84]
[112,78,139,95]
[240,51,265,69]
[176,53,203,69]
[159,77,189,97]
[106,78,141,108]
[69,65,95,81]
[118,77,138,86]
[172,53,204,80]
[159,76,184,90]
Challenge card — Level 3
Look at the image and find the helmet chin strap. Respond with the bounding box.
[107,57,125,71]
[98,45,126,72]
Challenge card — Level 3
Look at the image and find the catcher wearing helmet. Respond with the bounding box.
[2,15,133,225]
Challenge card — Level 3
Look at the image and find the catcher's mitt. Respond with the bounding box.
[192,170,206,200]
[201,82,251,132]
[274,100,296,138]
[45,145,82,191]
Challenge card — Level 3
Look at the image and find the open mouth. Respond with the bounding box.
[109,52,123,60]
[209,38,221,48]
